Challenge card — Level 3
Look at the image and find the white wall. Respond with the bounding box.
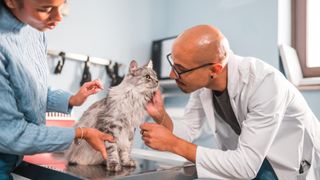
[46,0,156,118]
[162,0,279,69]
[46,0,320,120]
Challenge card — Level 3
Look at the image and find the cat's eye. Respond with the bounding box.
[145,75,151,80]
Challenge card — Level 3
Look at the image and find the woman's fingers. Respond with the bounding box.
[87,87,103,95]
[99,146,108,160]
[83,79,104,91]
[103,133,115,143]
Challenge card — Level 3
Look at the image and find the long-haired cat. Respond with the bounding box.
[66,60,158,171]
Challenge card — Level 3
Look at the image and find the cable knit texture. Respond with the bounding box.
[0,2,75,169]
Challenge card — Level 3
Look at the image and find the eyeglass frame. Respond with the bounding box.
[166,53,215,79]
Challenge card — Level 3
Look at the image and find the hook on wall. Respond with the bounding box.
[105,61,124,87]
[105,61,115,79]
[80,56,92,86]
[54,51,66,74]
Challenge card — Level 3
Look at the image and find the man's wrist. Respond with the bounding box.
[164,112,173,131]
[170,137,197,163]
[170,136,180,153]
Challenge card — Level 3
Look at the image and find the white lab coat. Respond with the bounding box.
[173,52,320,180]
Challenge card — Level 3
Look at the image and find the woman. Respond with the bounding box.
[0,0,114,179]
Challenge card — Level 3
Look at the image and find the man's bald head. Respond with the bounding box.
[172,25,229,66]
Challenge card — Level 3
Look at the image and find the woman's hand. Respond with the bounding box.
[69,79,104,107]
[75,127,115,159]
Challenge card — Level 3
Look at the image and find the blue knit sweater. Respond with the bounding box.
[0,2,75,170]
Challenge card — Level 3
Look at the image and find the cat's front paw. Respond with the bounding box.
[122,159,136,167]
[107,161,122,172]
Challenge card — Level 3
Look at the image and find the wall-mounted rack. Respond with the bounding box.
[47,49,117,66]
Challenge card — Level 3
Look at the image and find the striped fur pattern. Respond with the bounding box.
[65,60,158,171]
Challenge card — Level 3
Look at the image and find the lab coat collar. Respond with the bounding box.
[227,51,249,99]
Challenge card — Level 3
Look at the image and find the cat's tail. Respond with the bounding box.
[65,141,105,165]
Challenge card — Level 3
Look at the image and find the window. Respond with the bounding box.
[293,0,320,77]
[307,0,320,67]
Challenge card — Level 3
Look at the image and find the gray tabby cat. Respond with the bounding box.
[66,60,158,171]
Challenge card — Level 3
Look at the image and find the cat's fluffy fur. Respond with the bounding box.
[66,60,158,171]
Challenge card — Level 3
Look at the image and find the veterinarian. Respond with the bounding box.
[0,0,114,179]
[140,24,320,180]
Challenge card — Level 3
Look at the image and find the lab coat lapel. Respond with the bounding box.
[199,89,216,133]
[225,52,240,122]
[226,52,248,123]
[227,51,243,100]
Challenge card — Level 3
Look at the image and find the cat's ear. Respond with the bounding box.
[129,60,138,73]
[147,60,153,69]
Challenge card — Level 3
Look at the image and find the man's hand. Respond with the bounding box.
[140,122,177,151]
[76,127,115,160]
[146,90,173,130]
[140,122,197,163]
[69,79,104,107]
[146,90,165,121]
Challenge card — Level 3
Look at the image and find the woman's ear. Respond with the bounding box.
[4,0,18,9]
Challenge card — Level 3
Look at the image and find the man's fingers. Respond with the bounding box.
[154,89,161,96]
[140,122,161,130]
[141,136,150,143]
[140,130,150,137]
[140,122,155,131]
[154,90,163,102]
[145,142,153,149]
[146,104,157,116]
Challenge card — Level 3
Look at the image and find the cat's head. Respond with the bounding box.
[123,60,159,97]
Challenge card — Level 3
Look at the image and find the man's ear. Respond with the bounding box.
[209,63,223,78]
[212,63,223,73]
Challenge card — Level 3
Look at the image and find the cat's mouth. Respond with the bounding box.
[147,83,159,91]
[152,84,160,92]
[153,83,159,89]
[144,85,159,101]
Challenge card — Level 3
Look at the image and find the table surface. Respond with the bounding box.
[13,119,197,180]
[14,151,197,180]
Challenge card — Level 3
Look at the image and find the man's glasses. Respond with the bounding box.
[166,53,214,79]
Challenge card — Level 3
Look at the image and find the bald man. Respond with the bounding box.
[140,25,320,180]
